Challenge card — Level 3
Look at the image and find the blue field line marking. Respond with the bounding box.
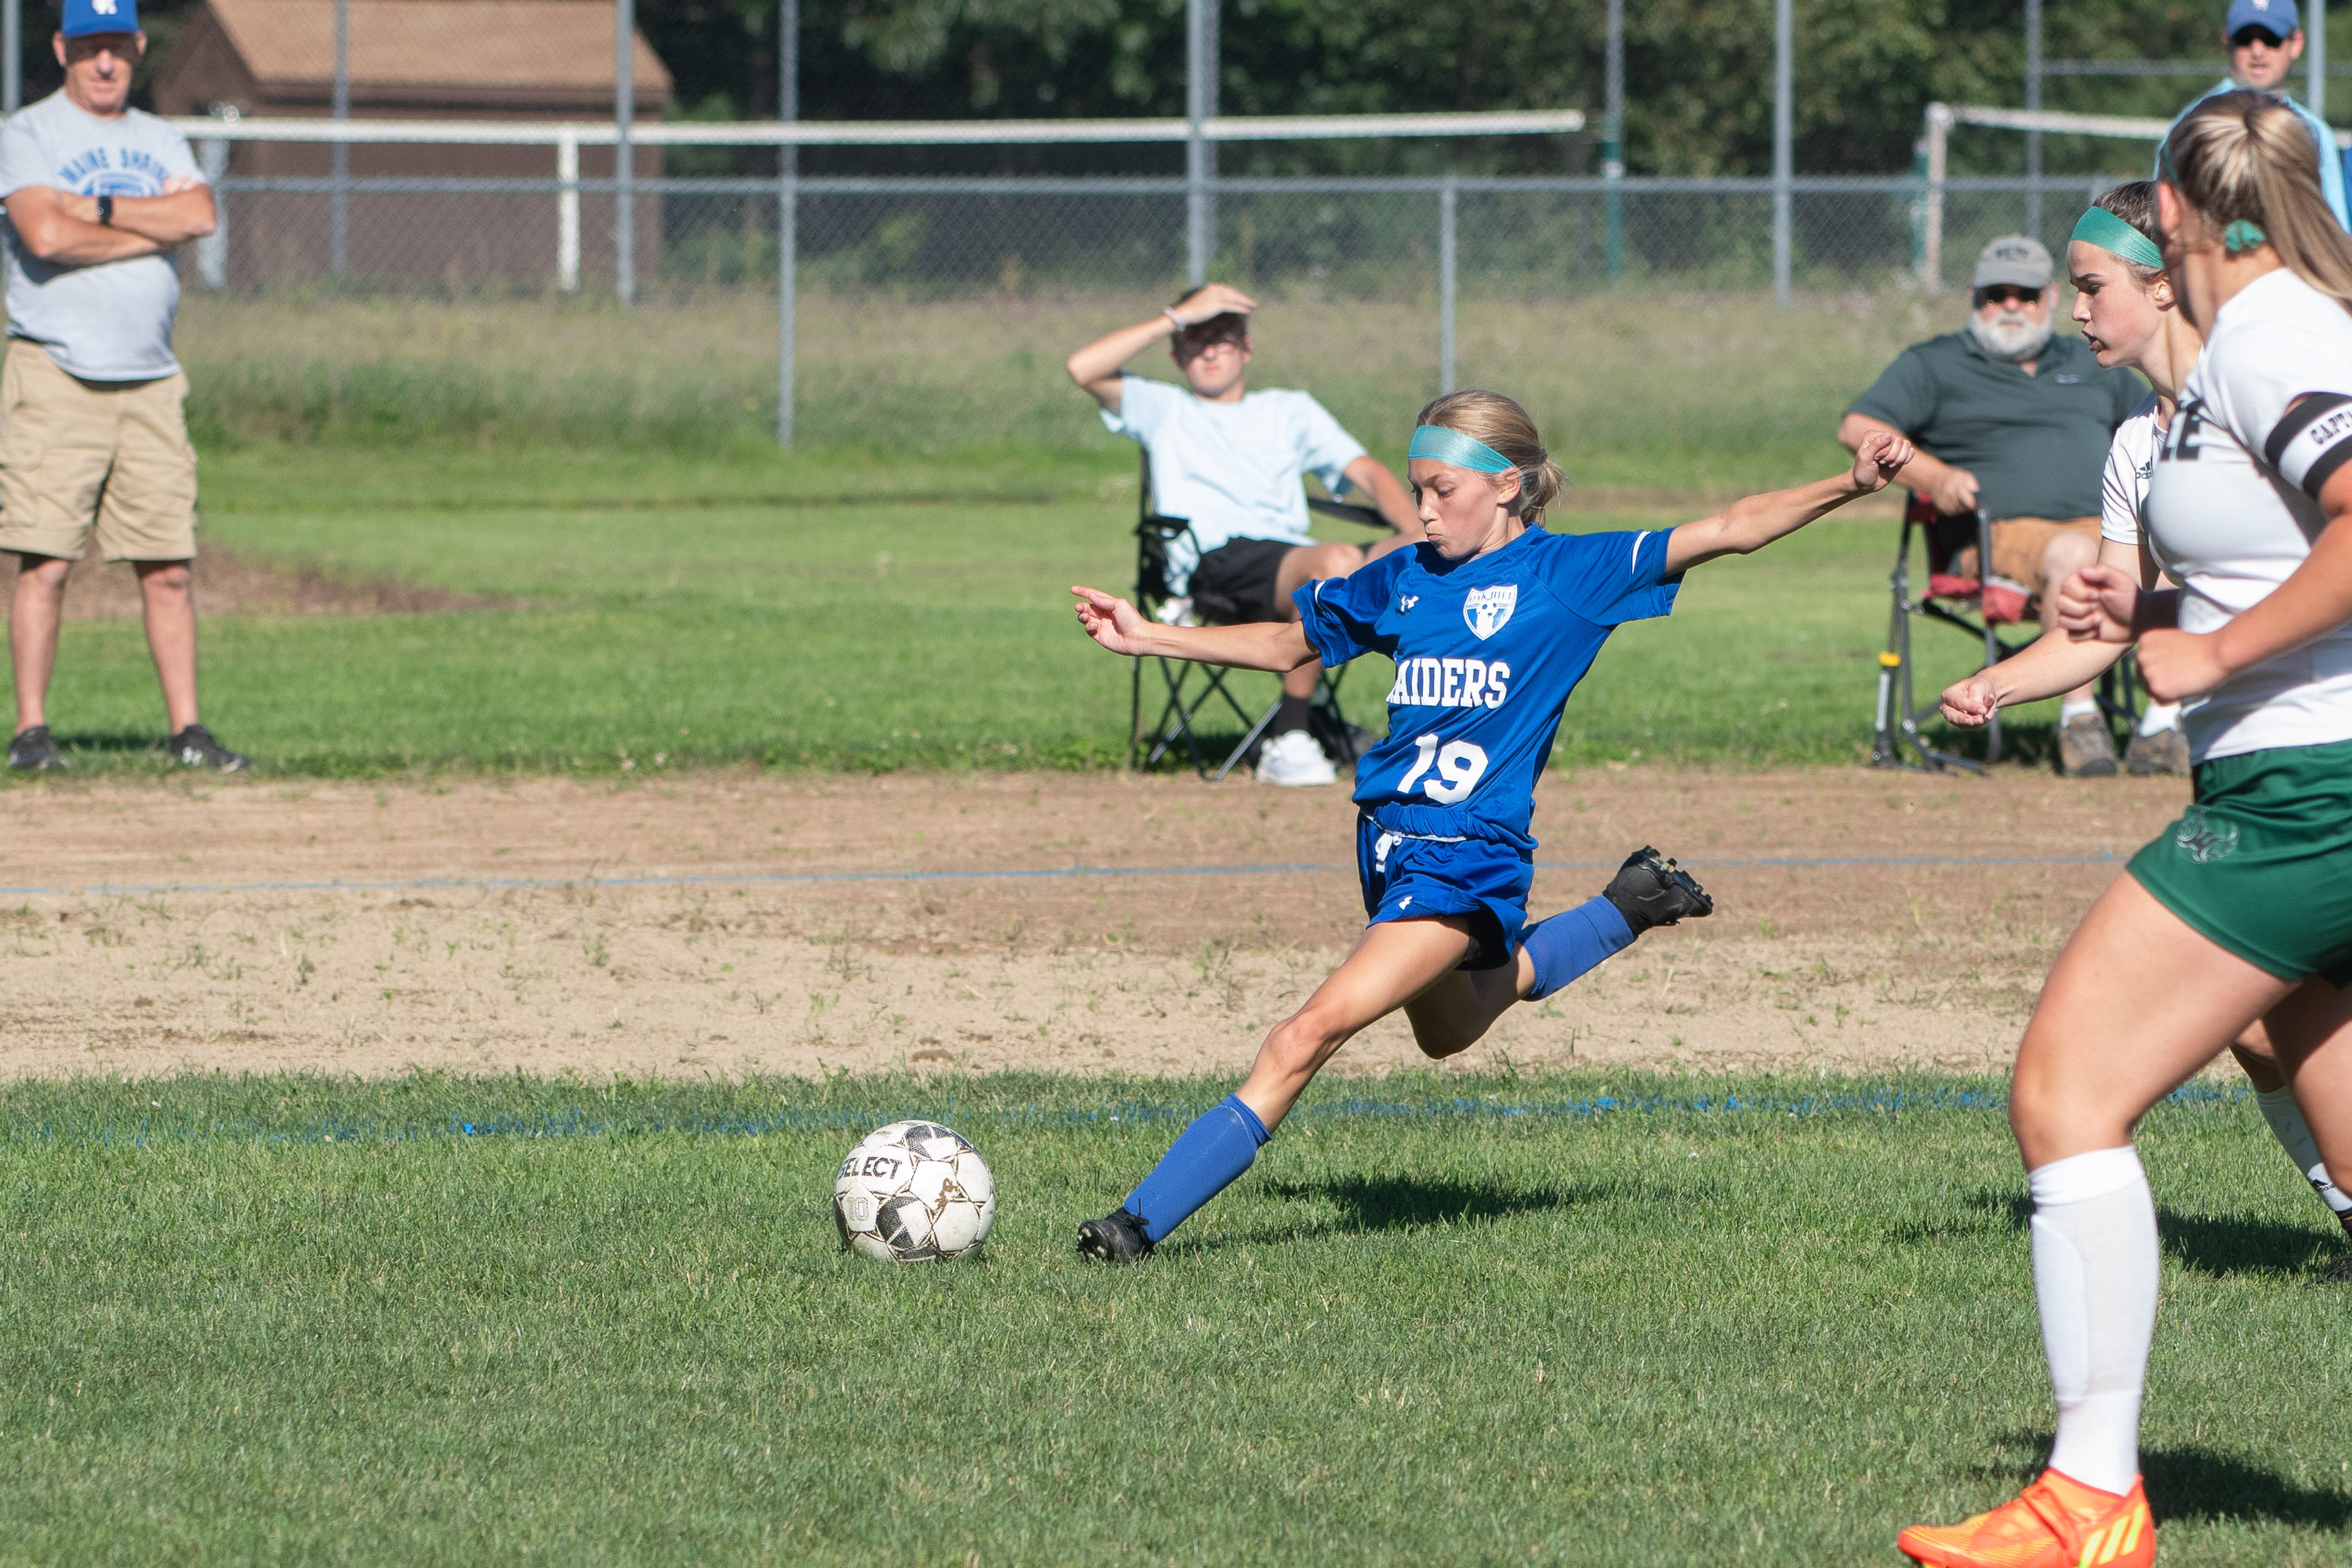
[6,1078,2243,1151]
[0,849,2122,901]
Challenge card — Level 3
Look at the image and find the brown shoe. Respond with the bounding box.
[2124,726,2191,777]
[2058,713,2119,778]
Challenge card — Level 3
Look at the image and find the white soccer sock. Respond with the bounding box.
[2028,1146,2157,1497]
[2254,1086,2352,1220]
[2060,697,2099,723]
[2136,701,2180,737]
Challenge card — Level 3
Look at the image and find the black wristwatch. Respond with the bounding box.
[95,194,113,226]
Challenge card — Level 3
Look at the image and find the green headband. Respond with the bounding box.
[1408,425,1516,474]
[2071,206,2164,271]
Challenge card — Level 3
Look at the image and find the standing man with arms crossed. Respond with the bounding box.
[0,0,245,773]
[1068,283,1421,785]
[2161,0,2347,230]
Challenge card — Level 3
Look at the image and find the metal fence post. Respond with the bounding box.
[4,0,19,115]
[331,0,348,277]
[1922,104,1950,291]
[1603,0,1623,284]
[1771,0,1792,306]
[1438,175,1456,395]
[197,135,228,289]
[615,0,635,306]
[778,0,797,449]
[557,131,580,291]
[2312,0,2329,118]
[2024,0,2043,237]
[1185,0,1214,284]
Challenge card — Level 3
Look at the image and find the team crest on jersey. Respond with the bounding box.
[1462,585,1517,640]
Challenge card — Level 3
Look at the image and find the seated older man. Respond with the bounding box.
[1840,235,2146,777]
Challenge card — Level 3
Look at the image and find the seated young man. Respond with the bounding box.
[1066,282,1421,785]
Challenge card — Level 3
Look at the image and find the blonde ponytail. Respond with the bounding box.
[2162,90,2352,310]
[1413,390,1566,521]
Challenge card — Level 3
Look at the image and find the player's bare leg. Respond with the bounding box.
[1076,917,1472,1260]
[1901,875,2291,1566]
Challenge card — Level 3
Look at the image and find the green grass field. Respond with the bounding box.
[2,1071,2343,1564]
[36,440,2020,778]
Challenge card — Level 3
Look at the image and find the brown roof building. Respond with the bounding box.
[149,0,673,286]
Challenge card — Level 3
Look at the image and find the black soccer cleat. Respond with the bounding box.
[1076,1208,1154,1262]
[1603,845,1714,934]
[167,724,250,773]
[7,724,65,772]
[2318,1252,2352,1286]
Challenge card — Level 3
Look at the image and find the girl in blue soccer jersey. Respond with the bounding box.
[1064,390,1913,1260]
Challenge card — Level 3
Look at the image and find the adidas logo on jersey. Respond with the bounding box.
[1385,655,1511,710]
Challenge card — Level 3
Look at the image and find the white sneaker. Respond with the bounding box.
[1255,728,1337,787]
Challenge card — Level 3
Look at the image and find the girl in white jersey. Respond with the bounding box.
[1939,183,2352,1263]
[1899,94,2352,1568]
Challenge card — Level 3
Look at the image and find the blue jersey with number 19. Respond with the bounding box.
[1297,526,1681,848]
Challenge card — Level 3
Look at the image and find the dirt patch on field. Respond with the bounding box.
[0,766,2190,1082]
[1,544,515,621]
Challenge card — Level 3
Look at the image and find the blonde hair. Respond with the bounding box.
[2162,91,2352,310]
[1413,390,1566,520]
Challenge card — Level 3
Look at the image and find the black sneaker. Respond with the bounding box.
[7,724,65,771]
[1603,845,1714,934]
[167,724,250,773]
[1076,1208,1153,1262]
[2318,1253,2352,1285]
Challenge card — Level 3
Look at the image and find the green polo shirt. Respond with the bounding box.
[1848,330,2145,520]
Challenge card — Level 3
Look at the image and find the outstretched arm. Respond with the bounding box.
[1939,537,2147,727]
[1663,428,1915,574]
[1070,585,1319,673]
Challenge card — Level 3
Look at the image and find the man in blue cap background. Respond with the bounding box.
[0,0,245,773]
[2160,0,2347,229]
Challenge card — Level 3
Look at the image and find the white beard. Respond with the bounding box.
[1969,310,2055,364]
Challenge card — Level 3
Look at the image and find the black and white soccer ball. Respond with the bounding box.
[833,1121,996,1262]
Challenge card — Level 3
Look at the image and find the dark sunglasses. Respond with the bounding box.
[2231,25,2289,47]
[1976,284,2044,307]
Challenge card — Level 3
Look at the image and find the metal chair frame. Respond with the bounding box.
[1128,449,1388,780]
[1873,498,2141,773]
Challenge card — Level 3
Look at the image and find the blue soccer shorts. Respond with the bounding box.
[1356,814,1534,972]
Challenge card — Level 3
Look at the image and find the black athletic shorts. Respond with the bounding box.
[1188,537,1297,625]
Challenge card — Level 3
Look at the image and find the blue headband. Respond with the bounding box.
[1408,425,1516,474]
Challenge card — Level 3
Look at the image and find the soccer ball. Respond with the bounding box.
[832,1121,996,1262]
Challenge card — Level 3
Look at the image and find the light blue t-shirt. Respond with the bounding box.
[0,91,203,381]
[2158,80,2348,231]
[1101,374,1368,590]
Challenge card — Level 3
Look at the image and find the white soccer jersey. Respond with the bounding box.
[2144,269,2352,762]
[2100,391,2163,549]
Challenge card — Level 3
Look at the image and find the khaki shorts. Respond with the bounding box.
[1951,515,2100,592]
[0,341,197,562]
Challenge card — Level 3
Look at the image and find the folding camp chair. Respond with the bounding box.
[1129,449,1389,780]
[1871,492,2141,772]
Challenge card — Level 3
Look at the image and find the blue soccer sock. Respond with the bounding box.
[1521,895,1637,999]
[1124,1094,1272,1243]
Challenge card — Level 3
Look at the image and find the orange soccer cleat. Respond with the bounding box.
[1898,1469,2154,1568]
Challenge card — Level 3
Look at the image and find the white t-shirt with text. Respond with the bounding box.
[2144,269,2352,761]
[0,91,203,381]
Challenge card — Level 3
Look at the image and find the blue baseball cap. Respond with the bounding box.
[2226,0,2297,40]
[60,0,138,38]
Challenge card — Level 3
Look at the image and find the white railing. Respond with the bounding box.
[1917,101,2352,287]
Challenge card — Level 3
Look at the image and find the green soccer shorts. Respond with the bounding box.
[2129,737,2352,986]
